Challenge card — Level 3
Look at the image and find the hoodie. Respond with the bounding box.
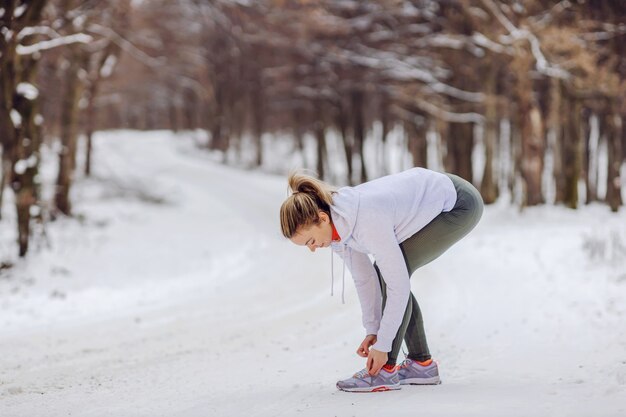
[329,167,457,353]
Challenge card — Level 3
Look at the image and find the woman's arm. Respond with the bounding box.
[357,222,411,354]
[339,248,383,336]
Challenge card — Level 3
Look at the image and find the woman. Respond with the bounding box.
[279,167,483,392]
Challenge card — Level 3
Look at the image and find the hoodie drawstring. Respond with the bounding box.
[331,250,335,297]
[330,248,346,304]
[341,251,345,304]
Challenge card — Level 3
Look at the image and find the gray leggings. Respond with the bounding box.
[374,174,484,364]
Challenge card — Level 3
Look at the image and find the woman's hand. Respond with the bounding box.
[367,348,388,376]
[356,334,377,358]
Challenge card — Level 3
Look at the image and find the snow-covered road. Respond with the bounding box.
[1,131,625,417]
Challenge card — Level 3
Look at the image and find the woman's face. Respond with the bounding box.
[290,211,333,252]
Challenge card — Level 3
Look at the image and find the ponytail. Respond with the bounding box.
[280,171,336,238]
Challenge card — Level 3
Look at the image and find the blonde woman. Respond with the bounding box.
[280,167,483,392]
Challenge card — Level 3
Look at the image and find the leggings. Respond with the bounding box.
[374,173,484,365]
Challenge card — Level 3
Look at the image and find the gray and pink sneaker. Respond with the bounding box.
[336,367,401,392]
[397,358,441,385]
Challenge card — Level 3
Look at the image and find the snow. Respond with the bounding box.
[14,4,26,19]
[0,130,625,417]
[16,82,39,100]
[2,27,13,42]
[9,109,22,127]
[100,54,117,78]
[72,15,87,30]
[16,33,93,56]
[13,155,37,175]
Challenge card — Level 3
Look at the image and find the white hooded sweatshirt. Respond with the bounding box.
[329,167,457,353]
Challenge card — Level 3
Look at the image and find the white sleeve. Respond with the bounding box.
[357,224,411,353]
[338,247,382,336]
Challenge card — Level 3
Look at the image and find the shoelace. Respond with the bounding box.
[353,368,370,378]
[399,358,413,369]
[400,358,415,368]
[400,358,435,368]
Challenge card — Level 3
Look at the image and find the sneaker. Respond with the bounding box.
[336,367,401,392]
[397,358,441,385]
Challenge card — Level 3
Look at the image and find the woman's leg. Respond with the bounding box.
[403,293,431,362]
[374,264,415,366]
[379,174,484,364]
[376,269,429,364]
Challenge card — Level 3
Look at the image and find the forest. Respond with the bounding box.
[1,0,625,256]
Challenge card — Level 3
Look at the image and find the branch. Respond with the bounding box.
[17,26,62,41]
[471,31,515,55]
[579,24,626,41]
[329,46,485,103]
[392,89,485,124]
[87,23,165,68]
[16,33,93,55]
[480,0,569,79]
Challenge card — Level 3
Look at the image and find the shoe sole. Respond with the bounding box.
[336,384,401,393]
[400,376,441,385]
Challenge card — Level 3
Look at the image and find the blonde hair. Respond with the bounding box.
[280,171,336,238]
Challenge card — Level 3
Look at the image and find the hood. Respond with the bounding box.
[328,187,360,305]
[330,187,361,244]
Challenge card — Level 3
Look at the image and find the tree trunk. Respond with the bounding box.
[0,0,47,255]
[251,85,264,168]
[169,101,179,133]
[581,108,596,203]
[435,118,448,173]
[605,99,623,212]
[184,88,197,130]
[11,50,42,257]
[292,108,307,169]
[351,90,367,183]
[55,56,83,216]
[446,122,473,182]
[561,89,582,209]
[481,72,499,204]
[0,153,13,222]
[314,102,327,180]
[209,84,227,154]
[519,97,545,206]
[84,79,99,177]
[0,4,18,223]
[379,94,390,175]
[406,116,427,168]
[622,111,626,165]
[335,99,353,185]
[549,78,565,204]
[510,108,524,205]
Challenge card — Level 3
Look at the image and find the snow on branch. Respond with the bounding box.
[480,0,569,79]
[392,89,485,124]
[410,34,486,58]
[413,97,484,124]
[330,46,484,103]
[16,33,93,55]
[17,26,62,41]
[16,82,39,100]
[471,32,514,55]
[99,54,117,77]
[87,23,165,68]
[481,0,519,36]
[528,0,572,28]
[579,24,626,41]
[526,32,569,79]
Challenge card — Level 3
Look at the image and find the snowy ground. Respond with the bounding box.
[1,130,625,417]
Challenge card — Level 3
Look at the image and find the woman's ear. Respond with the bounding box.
[319,211,329,223]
